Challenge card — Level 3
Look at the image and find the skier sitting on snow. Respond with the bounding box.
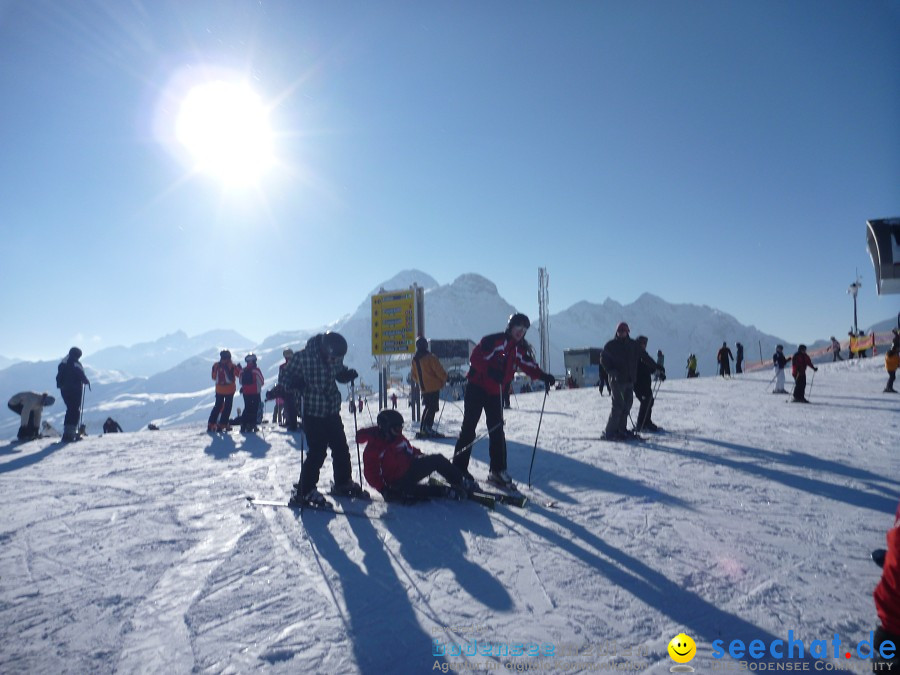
[7,392,55,441]
[359,409,476,501]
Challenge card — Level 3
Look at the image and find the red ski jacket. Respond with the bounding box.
[357,426,422,493]
[875,502,900,635]
[791,352,814,378]
[466,332,544,397]
[240,365,264,395]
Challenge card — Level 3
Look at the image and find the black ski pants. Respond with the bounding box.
[453,383,506,474]
[61,387,82,427]
[421,391,440,431]
[605,379,634,435]
[208,393,234,427]
[241,393,261,430]
[299,413,353,496]
[634,389,654,430]
[793,372,808,401]
[389,454,465,500]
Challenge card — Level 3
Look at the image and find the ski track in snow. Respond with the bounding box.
[0,357,897,673]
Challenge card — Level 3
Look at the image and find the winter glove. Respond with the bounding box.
[540,372,556,387]
[336,368,358,384]
[814,367,818,372]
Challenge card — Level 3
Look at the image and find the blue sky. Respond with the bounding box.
[1,0,898,361]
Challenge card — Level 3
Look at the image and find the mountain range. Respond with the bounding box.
[0,269,893,437]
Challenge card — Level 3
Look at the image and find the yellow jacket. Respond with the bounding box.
[886,352,899,373]
[410,352,447,394]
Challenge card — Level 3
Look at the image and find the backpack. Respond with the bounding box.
[56,363,65,388]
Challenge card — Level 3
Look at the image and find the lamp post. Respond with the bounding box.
[847,276,861,335]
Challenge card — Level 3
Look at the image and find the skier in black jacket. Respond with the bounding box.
[634,336,664,433]
[600,322,657,441]
[57,347,90,442]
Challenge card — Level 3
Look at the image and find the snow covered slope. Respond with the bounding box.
[1,358,897,673]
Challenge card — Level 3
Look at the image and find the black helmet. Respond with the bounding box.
[799,344,807,352]
[507,313,531,331]
[245,353,257,364]
[416,336,428,352]
[69,347,83,360]
[321,331,348,360]
[376,409,404,435]
[220,349,231,360]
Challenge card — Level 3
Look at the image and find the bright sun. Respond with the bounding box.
[175,81,274,188]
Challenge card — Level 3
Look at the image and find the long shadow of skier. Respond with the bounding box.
[203,434,236,460]
[303,505,494,673]
[384,501,512,612]
[504,438,690,510]
[502,506,819,670]
[642,439,896,515]
[0,440,67,473]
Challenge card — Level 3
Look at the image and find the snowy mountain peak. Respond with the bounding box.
[447,273,499,297]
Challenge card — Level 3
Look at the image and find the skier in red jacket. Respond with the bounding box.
[359,410,474,500]
[790,345,818,403]
[452,313,554,491]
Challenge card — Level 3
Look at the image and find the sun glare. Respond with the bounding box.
[175,81,274,188]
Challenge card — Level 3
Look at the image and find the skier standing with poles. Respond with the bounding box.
[57,347,90,442]
[633,335,665,433]
[772,345,791,394]
[452,313,554,492]
[281,332,367,508]
[790,344,818,403]
[410,335,448,439]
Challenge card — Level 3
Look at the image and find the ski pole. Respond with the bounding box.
[452,421,504,461]
[435,398,447,435]
[765,372,777,391]
[350,381,362,487]
[79,383,86,436]
[808,369,817,401]
[527,388,549,488]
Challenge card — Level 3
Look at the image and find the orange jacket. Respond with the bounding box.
[410,352,447,394]
[212,360,242,395]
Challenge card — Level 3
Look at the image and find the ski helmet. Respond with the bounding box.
[799,344,807,352]
[376,409,404,435]
[245,353,257,364]
[220,349,231,360]
[615,322,630,336]
[507,313,531,331]
[416,336,428,352]
[69,347,83,360]
[320,331,348,360]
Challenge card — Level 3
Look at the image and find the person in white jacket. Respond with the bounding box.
[7,392,55,441]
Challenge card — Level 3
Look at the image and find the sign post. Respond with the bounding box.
[371,286,423,410]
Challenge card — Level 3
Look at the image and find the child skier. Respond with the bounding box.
[359,409,475,501]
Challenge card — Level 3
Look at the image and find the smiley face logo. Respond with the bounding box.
[668,633,696,663]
